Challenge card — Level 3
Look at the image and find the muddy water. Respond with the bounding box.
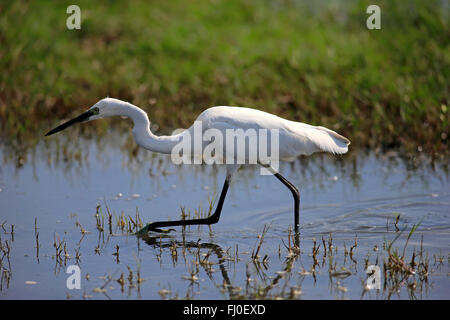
[0,135,449,299]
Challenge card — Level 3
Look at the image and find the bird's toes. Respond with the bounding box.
[150,227,175,233]
[135,223,175,236]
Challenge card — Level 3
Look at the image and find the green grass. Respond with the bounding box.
[0,0,448,155]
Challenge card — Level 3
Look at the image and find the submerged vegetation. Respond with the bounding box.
[0,212,446,299]
[0,0,449,158]
[0,132,448,299]
[0,0,449,300]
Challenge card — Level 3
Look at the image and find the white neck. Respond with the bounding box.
[106,99,182,154]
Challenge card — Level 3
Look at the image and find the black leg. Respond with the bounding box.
[137,178,230,234]
[273,172,300,232]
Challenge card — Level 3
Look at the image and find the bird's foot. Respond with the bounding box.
[135,223,175,236]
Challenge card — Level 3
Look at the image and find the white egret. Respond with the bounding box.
[45,98,350,233]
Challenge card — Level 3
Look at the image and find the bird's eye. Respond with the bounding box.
[92,107,100,115]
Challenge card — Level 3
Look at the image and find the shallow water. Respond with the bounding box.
[0,135,449,299]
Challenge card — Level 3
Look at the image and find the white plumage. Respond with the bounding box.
[195,106,350,160]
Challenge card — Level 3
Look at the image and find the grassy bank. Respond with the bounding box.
[0,0,448,156]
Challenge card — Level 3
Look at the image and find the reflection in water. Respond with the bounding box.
[1,133,449,189]
[0,134,449,299]
[135,224,440,300]
[139,230,303,300]
[0,214,444,300]
[142,234,242,299]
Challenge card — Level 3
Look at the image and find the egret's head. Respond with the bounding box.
[88,98,124,120]
[45,98,119,136]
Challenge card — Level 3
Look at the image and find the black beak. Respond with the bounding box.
[45,110,94,136]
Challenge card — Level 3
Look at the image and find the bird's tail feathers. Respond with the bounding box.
[312,126,350,154]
